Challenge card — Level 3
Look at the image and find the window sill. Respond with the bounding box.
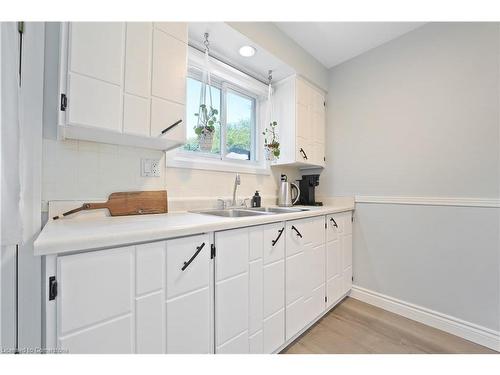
[166,152,271,175]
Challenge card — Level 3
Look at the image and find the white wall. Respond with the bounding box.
[321,22,500,333]
[228,22,329,90]
[42,23,300,212]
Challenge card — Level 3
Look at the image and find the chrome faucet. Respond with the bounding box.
[231,173,241,207]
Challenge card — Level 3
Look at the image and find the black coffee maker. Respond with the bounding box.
[298,174,322,206]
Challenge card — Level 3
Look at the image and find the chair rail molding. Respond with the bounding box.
[355,195,500,208]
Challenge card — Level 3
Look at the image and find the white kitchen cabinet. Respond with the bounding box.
[58,22,187,150]
[165,234,212,354]
[326,212,353,308]
[52,234,212,354]
[273,75,326,168]
[45,211,354,354]
[215,223,286,353]
[284,216,326,340]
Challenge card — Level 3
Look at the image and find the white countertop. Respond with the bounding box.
[34,203,354,256]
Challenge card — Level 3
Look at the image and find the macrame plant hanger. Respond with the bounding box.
[264,69,279,161]
[197,32,213,128]
[267,69,273,124]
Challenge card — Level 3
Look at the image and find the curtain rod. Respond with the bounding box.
[188,43,270,86]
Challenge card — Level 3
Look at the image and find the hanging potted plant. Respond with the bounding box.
[194,104,218,152]
[193,33,218,152]
[263,121,280,161]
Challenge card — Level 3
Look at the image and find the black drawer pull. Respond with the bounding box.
[161,119,183,135]
[272,227,285,246]
[181,242,205,271]
[291,225,303,238]
[330,218,338,228]
[299,148,308,160]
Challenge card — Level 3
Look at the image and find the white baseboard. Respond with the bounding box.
[350,285,500,352]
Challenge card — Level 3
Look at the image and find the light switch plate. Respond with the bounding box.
[141,158,161,177]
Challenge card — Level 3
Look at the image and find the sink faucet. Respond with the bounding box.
[232,173,241,207]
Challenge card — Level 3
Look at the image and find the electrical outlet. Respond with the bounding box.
[141,158,161,177]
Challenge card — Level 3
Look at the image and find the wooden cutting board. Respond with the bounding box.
[53,191,168,220]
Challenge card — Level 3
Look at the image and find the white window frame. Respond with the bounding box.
[167,47,270,175]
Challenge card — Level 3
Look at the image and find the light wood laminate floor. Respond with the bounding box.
[282,297,496,354]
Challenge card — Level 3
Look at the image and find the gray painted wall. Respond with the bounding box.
[321,23,500,331]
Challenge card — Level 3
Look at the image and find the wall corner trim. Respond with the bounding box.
[355,196,500,208]
[350,285,500,352]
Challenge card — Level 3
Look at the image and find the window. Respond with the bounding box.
[182,72,257,162]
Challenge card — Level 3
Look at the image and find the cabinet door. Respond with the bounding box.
[215,223,285,354]
[165,234,211,354]
[124,22,152,98]
[123,22,152,137]
[311,88,326,166]
[67,23,124,132]
[250,225,285,354]
[57,247,134,353]
[69,22,124,85]
[296,78,311,141]
[152,27,187,105]
[215,229,249,353]
[285,216,326,340]
[326,212,353,305]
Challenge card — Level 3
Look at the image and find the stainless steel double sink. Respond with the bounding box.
[192,206,310,218]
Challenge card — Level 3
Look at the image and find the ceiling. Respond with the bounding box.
[188,22,295,83]
[275,22,426,68]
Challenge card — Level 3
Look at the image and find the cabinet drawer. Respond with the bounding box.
[165,234,210,300]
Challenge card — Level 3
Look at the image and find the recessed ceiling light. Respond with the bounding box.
[239,45,256,57]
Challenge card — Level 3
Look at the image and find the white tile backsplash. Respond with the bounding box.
[42,138,300,212]
[42,139,166,206]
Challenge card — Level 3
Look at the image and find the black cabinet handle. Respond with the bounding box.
[299,148,308,160]
[330,218,338,228]
[272,227,285,246]
[161,119,182,135]
[181,242,205,271]
[291,225,303,238]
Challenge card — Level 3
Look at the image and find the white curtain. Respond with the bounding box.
[0,22,22,247]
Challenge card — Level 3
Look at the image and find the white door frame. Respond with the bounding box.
[0,21,45,353]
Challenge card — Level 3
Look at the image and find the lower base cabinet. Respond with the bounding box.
[326,211,353,308]
[215,223,286,354]
[54,234,212,354]
[46,211,353,353]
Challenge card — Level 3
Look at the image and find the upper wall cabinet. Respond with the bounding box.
[273,75,326,168]
[57,22,188,150]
